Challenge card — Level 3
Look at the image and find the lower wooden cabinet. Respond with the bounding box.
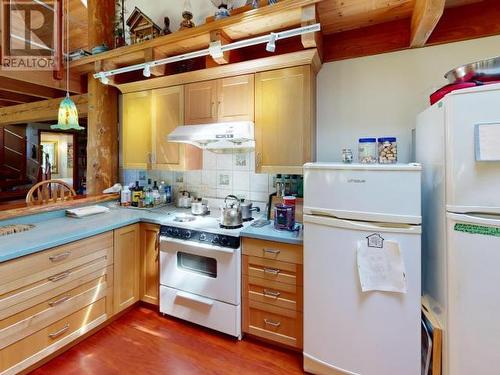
[113,224,141,314]
[242,238,304,349]
[140,223,160,305]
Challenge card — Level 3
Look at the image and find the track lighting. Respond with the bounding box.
[143,64,151,78]
[99,73,110,85]
[209,41,224,60]
[266,33,277,53]
[94,23,321,84]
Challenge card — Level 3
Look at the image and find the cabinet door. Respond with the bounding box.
[152,86,202,171]
[217,74,254,122]
[255,66,315,174]
[140,223,160,306]
[184,80,218,125]
[113,224,140,314]
[122,91,152,169]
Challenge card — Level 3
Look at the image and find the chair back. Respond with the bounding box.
[26,179,76,206]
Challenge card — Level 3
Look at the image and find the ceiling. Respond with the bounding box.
[317,0,484,34]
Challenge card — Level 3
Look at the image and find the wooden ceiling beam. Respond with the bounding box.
[0,70,84,94]
[410,0,446,47]
[0,77,67,99]
[0,90,42,104]
[0,94,88,125]
[323,0,500,62]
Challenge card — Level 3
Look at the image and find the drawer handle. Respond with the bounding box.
[264,318,281,328]
[263,248,280,256]
[49,251,71,262]
[263,289,281,299]
[48,294,71,307]
[48,323,70,339]
[48,271,71,283]
[264,267,281,275]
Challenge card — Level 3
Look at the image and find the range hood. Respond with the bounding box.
[167,121,255,153]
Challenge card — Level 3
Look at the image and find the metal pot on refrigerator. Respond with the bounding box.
[240,199,260,221]
[220,195,242,228]
[177,190,192,208]
[191,198,209,215]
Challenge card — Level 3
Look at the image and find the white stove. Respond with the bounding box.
[159,209,255,339]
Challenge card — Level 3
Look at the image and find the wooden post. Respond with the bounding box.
[87,0,118,195]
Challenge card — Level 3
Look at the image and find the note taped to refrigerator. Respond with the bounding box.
[357,240,407,293]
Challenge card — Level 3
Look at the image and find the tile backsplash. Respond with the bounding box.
[120,150,276,203]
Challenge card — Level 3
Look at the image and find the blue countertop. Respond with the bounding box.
[240,222,303,245]
[0,203,302,263]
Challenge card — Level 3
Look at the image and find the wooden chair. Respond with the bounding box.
[26,180,77,206]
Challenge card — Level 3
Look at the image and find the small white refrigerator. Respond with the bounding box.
[303,163,422,375]
[416,84,500,375]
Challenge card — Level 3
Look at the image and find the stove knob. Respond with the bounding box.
[183,231,192,239]
[199,233,207,241]
[173,229,180,237]
[220,237,229,246]
[212,236,219,244]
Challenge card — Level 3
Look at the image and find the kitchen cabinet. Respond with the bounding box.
[255,66,316,174]
[242,238,303,349]
[122,91,152,169]
[122,88,201,171]
[152,86,202,171]
[140,223,160,306]
[0,233,114,374]
[113,224,141,314]
[184,74,254,125]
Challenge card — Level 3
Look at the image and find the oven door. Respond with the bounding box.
[160,237,241,305]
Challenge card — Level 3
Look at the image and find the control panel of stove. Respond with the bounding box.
[160,226,240,249]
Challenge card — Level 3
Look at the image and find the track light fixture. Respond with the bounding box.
[143,64,151,78]
[266,33,277,53]
[99,73,110,85]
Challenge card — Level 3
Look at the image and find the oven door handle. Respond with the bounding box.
[160,236,237,254]
[175,290,214,306]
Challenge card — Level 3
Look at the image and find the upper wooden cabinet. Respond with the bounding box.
[121,87,201,171]
[122,91,152,169]
[184,74,254,125]
[152,86,202,171]
[255,66,316,174]
[113,224,140,314]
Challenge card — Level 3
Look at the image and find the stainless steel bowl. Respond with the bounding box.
[445,56,500,84]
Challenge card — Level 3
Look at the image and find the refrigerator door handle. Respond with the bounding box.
[447,212,500,226]
[303,214,422,234]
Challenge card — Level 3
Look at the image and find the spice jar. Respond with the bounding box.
[378,137,398,164]
[358,138,377,164]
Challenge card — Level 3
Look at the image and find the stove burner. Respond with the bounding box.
[220,224,243,230]
[242,217,254,222]
[173,214,197,222]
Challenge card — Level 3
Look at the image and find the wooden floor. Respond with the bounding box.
[31,306,305,375]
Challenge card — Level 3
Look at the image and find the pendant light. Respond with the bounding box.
[52,0,84,131]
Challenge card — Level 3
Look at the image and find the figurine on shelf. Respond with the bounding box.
[211,0,231,20]
[161,17,172,35]
[126,7,161,44]
[180,0,195,30]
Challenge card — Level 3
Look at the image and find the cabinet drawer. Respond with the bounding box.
[0,255,111,319]
[0,232,113,297]
[0,298,108,374]
[246,300,303,349]
[242,238,303,264]
[243,275,303,312]
[0,266,112,350]
[243,255,303,286]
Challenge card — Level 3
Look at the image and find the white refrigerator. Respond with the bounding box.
[416,84,500,375]
[303,163,422,375]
